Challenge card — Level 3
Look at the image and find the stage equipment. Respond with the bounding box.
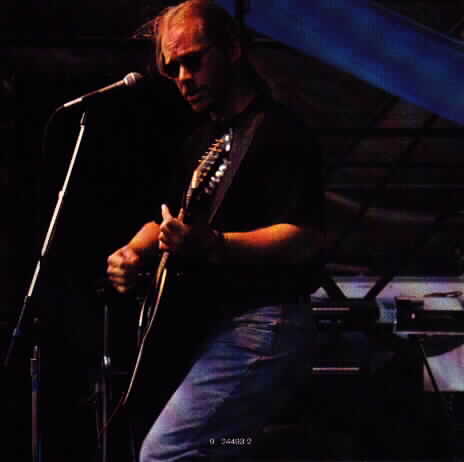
[218,0,464,125]
[4,72,141,462]
[59,72,143,109]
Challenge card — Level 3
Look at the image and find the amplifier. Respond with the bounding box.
[311,298,379,329]
[395,295,464,335]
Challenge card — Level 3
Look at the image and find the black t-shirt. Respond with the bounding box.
[161,92,325,310]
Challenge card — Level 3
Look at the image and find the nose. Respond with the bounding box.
[178,63,193,82]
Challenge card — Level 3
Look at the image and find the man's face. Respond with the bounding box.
[160,17,232,113]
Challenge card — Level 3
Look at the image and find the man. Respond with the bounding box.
[107,0,327,460]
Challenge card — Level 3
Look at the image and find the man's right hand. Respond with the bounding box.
[107,245,143,294]
[107,221,161,293]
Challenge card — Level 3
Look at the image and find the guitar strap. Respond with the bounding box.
[208,111,265,224]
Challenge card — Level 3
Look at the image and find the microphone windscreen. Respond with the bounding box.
[124,72,144,88]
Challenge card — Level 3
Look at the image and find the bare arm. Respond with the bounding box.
[217,223,327,264]
[159,204,328,264]
[108,204,330,293]
[127,221,161,255]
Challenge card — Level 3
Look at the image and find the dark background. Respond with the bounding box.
[2,1,464,461]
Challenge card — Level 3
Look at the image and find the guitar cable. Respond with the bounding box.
[123,263,168,407]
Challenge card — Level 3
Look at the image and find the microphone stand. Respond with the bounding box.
[4,110,89,462]
[95,286,112,462]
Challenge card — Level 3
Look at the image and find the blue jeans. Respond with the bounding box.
[139,300,313,461]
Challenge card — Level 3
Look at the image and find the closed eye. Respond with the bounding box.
[164,46,212,78]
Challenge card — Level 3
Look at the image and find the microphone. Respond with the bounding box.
[59,72,144,110]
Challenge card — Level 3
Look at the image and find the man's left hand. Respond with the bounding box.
[158,204,191,253]
[158,204,221,258]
